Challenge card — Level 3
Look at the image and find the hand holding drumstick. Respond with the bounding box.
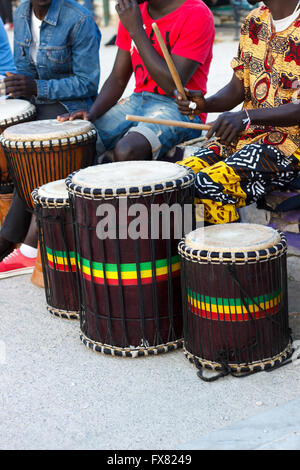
[152,22,196,120]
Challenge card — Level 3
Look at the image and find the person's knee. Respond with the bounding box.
[113,139,136,162]
[113,133,152,162]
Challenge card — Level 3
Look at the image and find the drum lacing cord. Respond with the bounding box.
[195,263,293,382]
[227,264,293,374]
[194,354,231,382]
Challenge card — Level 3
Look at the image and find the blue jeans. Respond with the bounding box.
[94,92,203,159]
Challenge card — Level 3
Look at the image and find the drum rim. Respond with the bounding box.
[80,331,184,358]
[65,165,195,198]
[32,187,70,207]
[178,230,287,264]
[0,102,36,127]
[184,341,293,374]
[0,128,97,149]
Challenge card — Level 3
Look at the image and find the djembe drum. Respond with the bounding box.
[0,119,97,211]
[32,180,79,320]
[178,224,292,380]
[0,99,36,223]
[66,161,195,357]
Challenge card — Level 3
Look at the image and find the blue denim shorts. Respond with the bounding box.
[93,92,203,159]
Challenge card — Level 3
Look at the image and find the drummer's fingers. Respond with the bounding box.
[4,84,24,94]
[69,111,87,121]
[3,78,21,88]
[57,113,70,122]
[206,120,220,140]
[224,129,238,146]
[174,90,185,102]
[218,124,233,144]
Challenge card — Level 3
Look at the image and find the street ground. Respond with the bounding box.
[0,26,300,451]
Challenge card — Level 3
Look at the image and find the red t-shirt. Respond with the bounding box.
[116,0,215,122]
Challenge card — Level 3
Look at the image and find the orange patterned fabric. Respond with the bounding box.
[231,5,300,158]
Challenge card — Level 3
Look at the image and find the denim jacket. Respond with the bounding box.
[13,0,101,113]
[0,18,16,75]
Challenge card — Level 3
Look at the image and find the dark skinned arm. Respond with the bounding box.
[88,48,133,121]
[206,97,300,145]
[116,0,199,96]
[176,73,245,116]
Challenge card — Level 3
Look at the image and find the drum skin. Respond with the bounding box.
[4,139,95,210]
[71,189,192,352]
[179,228,291,373]
[34,195,79,318]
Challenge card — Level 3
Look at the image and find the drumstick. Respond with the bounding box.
[152,22,194,120]
[126,114,211,131]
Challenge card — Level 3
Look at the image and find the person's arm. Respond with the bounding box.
[175,73,245,116]
[0,18,16,75]
[36,16,100,101]
[87,48,133,121]
[116,0,200,96]
[58,48,133,122]
[6,15,100,100]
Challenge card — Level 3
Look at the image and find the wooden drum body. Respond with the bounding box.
[32,180,79,319]
[0,119,97,210]
[66,161,195,357]
[179,224,292,378]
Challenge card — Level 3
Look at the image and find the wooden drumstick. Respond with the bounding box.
[126,114,211,131]
[152,22,195,120]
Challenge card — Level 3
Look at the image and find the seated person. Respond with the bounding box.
[0,16,15,78]
[0,0,100,278]
[59,0,215,163]
[176,0,300,225]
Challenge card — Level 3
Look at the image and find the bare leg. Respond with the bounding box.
[22,215,38,248]
[113,132,152,162]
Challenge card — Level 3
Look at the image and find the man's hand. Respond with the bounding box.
[206,111,248,145]
[4,72,37,98]
[115,0,144,37]
[57,110,92,122]
[175,89,206,116]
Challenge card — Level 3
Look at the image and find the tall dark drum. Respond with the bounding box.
[32,180,79,320]
[66,161,195,357]
[178,224,292,380]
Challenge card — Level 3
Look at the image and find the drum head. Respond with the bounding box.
[37,179,68,200]
[1,119,96,146]
[185,223,281,253]
[0,99,35,127]
[69,160,193,195]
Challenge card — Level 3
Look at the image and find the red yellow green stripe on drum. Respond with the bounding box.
[46,247,181,286]
[187,289,282,322]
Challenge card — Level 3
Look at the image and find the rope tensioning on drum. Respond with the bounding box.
[178,229,294,381]
[79,332,184,358]
[47,306,79,321]
[184,342,293,380]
